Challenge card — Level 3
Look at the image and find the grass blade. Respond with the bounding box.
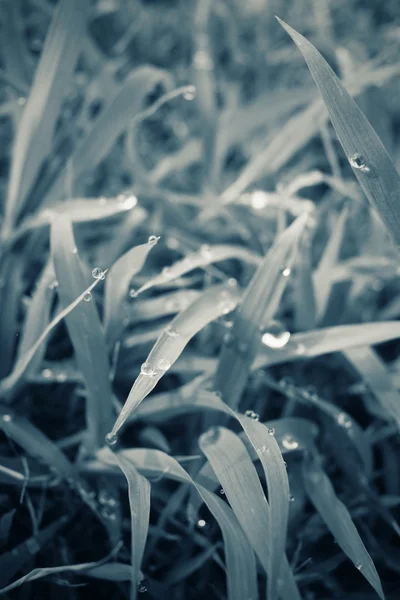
[114,454,150,600]
[109,282,239,439]
[51,215,113,450]
[278,18,400,248]
[302,452,384,599]
[344,346,400,429]
[215,213,308,408]
[4,0,90,232]
[101,448,258,600]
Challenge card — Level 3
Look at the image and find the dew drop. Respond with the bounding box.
[250,190,269,210]
[289,494,295,502]
[282,267,291,277]
[295,343,306,355]
[129,288,137,298]
[141,362,156,376]
[268,427,275,436]
[200,244,212,259]
[92,267,105,280]
[138,578,148,593]
[282,434,299,450]
[262,321,291,349]
[202,427,220,446]
[337,412,352,429]
[218,294,237,315]
[355,561,363,570]
[49,280,59,290]
[105,432,118,447]
[223,332,235,347]
[162,266,172,278]
[148,235,159,245]
[220,488,225,495]
[245,410,260,421]
[2,414,12,423]
[165,325,179,337]
[197,519,207,528]
[183,85,196,100]
[71,247,78,254]
[18,97,26,106]
[56,373,67,383]
[349,153,369,172]
[83,292,92,302]
[42,368,52,379]
[157,358,171,372]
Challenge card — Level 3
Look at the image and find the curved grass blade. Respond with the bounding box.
[3,0,90,233]
[215,213,308,408]
[114,454,150,600]
[108,282,240,439]
[0,509,16,547]
[130,290,201,325]
[132,244,260,298]
[256,321,400,369]
[293,233,317,331]
[302,452,384,599]
[51,215,113,450]
[278,18,400,248]
[104,238,159,344]
[344,346,400,429]
[101,448,258,600]
[199,426,300,600]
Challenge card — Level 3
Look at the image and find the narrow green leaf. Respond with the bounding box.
[114,454,150,600]
[109,282,240,439]
[278,18,400,248]
[51,215,113,450]
[302,453,384,599]
[215,213,308,408]
[4,0,90,232]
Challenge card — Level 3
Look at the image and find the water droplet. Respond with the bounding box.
[105,432,118,447]
[355,561,363,570]
[183,85,196,100]
[218,294,237,315]
[101,505,117,521]
[337,412,352,429]
[214,390,222,398]
[71,247,78,254]
[282,434,299,450]
[148,235,159,245]
[2,414,12,423]
[282,267,291,277]
[18,97,26,106]
[250,190,269,210]
[83,292,92,302]
[56,373,67,383]
[162,266,173,278]
[262,321,291,349]
[202,427,220,446]
[245,410,259,421]
[42,368,52,379]
[223,332,235,347]
[349,153,369,172]
[295,343,306,355]
[138,578,148,593]
[268,427,275,436]
[165,325,179,337]
[99,489,118,507]
[92,267,105,280]
[220,488,225,495]
[197,519,207,528]
[228,278,237,288]
[120,194,137,209]
[141,362,156,376]
[129,288,137,298]
[289,494,295,502]
[49,280,59,290]
[200,244,212,259]
[157,358,171,371]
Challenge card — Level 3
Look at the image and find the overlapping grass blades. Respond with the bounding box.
[215,212,308,408]
[344,346,400,429]
[114,454,150,600]
[199,425,299,600]
[101,448,258,600]
[3,0,90,233]
[109,282,240,439]
[278,18,400,248]
[51,215,113,450]
[302,452,384,599]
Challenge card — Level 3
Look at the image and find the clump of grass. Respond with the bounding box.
[1,1,400,599]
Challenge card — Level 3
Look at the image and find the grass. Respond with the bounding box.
[1,0,400,598]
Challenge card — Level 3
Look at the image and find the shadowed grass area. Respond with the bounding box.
[1,0,400,599]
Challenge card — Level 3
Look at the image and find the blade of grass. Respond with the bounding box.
[215,213,308,408]
[51,215,113,451]
[101,448,258,600]
[3,0,90,234]
[344,346,400,429]
[293,232,317,331]
[278,18,400,249]
[114,454,150,600]
[302,452,384,599]
[108,281,240,439]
